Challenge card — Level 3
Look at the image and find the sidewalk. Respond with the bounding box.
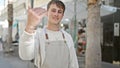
[0,46,36,68]
[0,45,120,68]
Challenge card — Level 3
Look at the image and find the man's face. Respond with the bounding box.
[47,4,64,25]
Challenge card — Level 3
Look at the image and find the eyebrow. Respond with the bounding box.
[51,8,63,12]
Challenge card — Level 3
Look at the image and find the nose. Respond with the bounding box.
[54,11,59,17]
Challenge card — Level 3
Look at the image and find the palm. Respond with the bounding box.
[27,7,47,27]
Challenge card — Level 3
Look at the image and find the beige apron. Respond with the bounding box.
[41,30,70,68]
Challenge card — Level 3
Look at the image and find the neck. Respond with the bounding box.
[46,23,60,31]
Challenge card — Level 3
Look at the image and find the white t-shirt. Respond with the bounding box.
[46,29,64,41]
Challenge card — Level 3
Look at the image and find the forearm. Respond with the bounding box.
[19,31,35,60]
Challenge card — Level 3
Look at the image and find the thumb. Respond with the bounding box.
[28,5,31,10]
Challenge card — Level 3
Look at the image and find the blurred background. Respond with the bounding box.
[0,0,120,68]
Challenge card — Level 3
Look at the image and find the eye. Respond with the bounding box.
[51,9,56,12]
[58,10,63,14]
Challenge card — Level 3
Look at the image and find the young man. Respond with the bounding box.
[19,0,79,68]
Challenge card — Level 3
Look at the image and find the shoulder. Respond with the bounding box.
[34,28,45,39]
[62,30,72,39]
[62,30,74,47]
[35,28,45,35]
[36,28,43,33]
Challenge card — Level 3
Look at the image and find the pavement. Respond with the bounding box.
[0,47,35,68]
[0,42,120,68]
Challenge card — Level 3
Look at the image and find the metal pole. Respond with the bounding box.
[73,0,77,48]
[31,0,34,8]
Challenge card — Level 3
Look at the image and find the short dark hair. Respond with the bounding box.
[47,0,65,13]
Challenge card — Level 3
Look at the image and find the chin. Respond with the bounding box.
[53,23,59,25]
[52,21,59,24]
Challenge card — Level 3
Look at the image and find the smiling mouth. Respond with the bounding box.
[53,17,59,21]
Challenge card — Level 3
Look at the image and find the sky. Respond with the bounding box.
[0,0,4,6]
[0,0,5,14]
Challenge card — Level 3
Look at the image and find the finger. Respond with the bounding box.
[37,11,47,16]
[37,12,46,19]
[28,6,31,10]
[32,7,46,13]
[27,6,31,13]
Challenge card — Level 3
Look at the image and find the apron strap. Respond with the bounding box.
[44,28,66,43]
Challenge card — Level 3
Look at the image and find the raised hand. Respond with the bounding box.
[25,7,47,33]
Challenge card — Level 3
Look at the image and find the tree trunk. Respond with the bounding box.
[85,0,101,68]
[4,3,13,52]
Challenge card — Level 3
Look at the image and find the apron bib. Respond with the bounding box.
[41,41,70,68]
[40,29,70,68]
